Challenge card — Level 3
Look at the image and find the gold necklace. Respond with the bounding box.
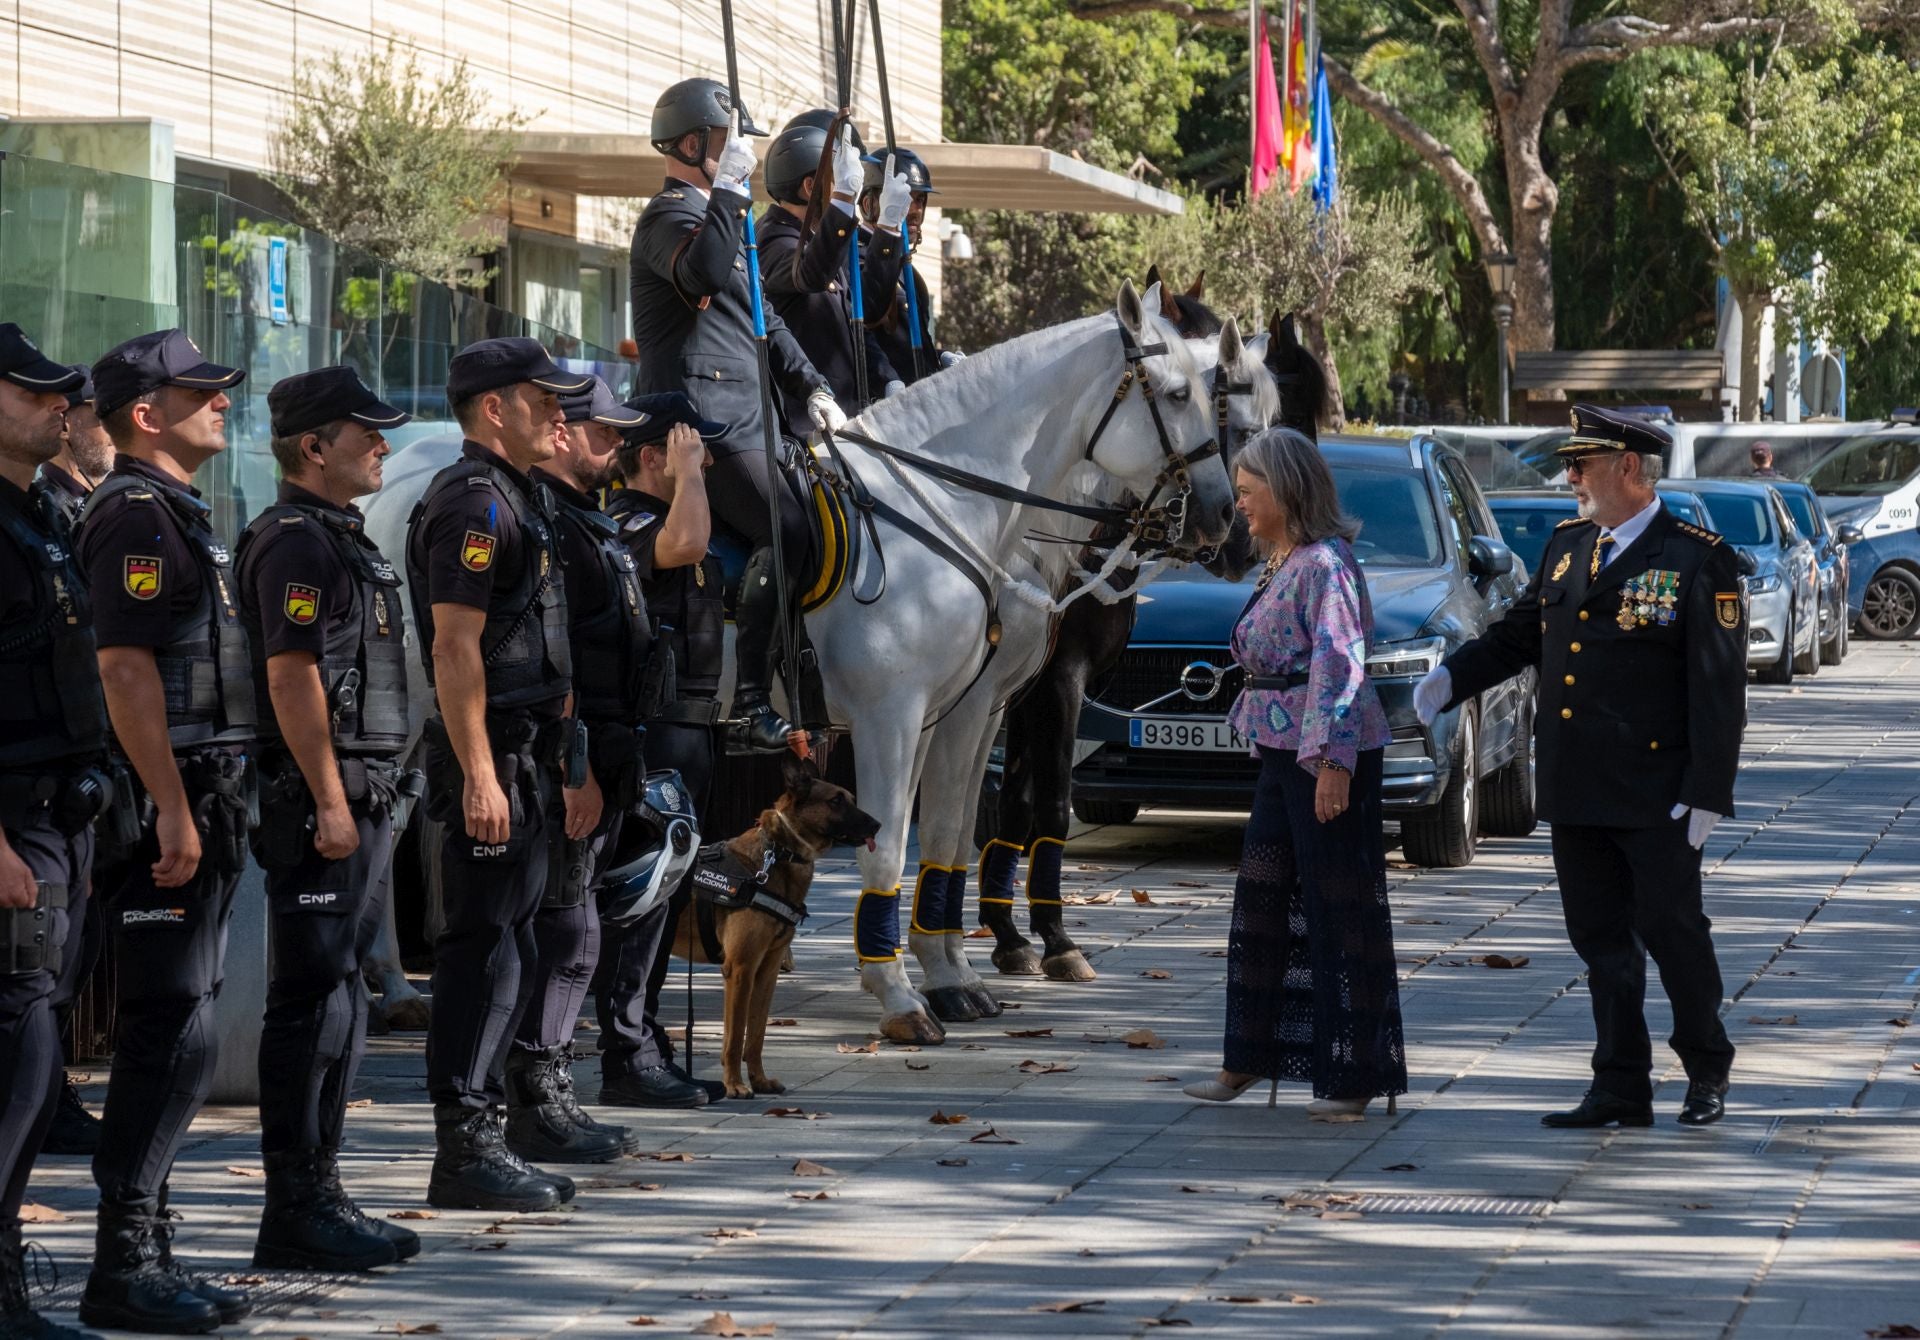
[1255,545,1294,591]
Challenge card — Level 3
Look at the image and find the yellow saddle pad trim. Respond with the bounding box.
[802,469,850,613]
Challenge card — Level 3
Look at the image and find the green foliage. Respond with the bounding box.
[268,41,527,290]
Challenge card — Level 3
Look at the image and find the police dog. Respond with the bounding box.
[673,754,881,1099]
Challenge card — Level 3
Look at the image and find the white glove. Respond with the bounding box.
[831,124,864,200]
[1413,665,1451,726]
[938,350,966,369]
[877,155,913,232]
[882,379,906,399]
[808,389,848,435]
[1670,803,1722,849]
[712,111,757,196]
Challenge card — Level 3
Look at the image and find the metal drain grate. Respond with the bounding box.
[1349,1194,1553,1217]
[44,1269,356,1318]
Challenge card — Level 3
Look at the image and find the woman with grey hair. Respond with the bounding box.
[1185,427,1408,1120]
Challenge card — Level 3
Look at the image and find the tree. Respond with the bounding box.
[1643,39,1920,418]
[268,42,528,290]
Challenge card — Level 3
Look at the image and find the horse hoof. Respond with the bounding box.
[882,1010,947,1045]
[1042,950,1098,983]
[965,986,1004,1018]
[991,945,1045,976]
[381,995,432,1032]
[925,986,982,1023]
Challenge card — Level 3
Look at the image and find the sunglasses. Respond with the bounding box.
[1562,454,1620,478]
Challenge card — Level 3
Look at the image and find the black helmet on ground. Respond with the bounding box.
[861,147,937,196]
[651,78,757,155]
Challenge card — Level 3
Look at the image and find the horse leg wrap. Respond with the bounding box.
[909,863,953,936]
[975,839,1039,974]
[940,866,969,935]
[854,886,903,963]
[976,839,1021,910]
[1025,837,1088,973]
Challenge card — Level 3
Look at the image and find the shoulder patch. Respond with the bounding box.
[1554,515,1595,530]
[461,530,495,572]
[124,555,162,600]
[1675,520,1723,546]
[284,583,319,625]
[620,512,659,534]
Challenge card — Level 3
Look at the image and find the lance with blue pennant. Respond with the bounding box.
[864,0,927,383]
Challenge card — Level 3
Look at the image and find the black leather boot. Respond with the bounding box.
[503,1046,628,1164]
[666,1059,728,1104]
[601,1063,709,1109]
[4,1221,103,1339]
[427,1108,562,1212]
[730,546,800,754]
[252,1149,397,1272]
[40,1078,102,1157]
[316,1150,420,1261]
[77,1201,219,1336]
[150,1193,249,1326]
[548,1045,643,1154]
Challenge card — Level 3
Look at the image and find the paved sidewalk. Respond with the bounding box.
[21,645,1920,1339]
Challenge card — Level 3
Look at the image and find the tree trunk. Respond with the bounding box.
[1505,117,1558,359]
[1298,312,1346,430]
[1737,291,1769,423]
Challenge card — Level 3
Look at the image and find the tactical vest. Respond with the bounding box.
[405,457,571,713]
[605,490,723,701]
[237,502,410,756]
[78,473,258,749]
[0,485,109,770]
[551,496,653,723]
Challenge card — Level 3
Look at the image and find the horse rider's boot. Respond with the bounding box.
[733,545,800,754]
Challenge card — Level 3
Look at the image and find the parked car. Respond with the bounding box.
[1802,418,1920,639]
[1771,480,1858,665]
[1073,434,1535,868]
[1677,478,1819,683]
[1484,484,1721,577]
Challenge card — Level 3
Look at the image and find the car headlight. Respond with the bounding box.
[1748,573,1783,595]
[1366,635,1447,679]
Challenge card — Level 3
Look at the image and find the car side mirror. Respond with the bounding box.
[1467,536,1515,578]
[1736,550,1758,577]
[1836,523,1865,546]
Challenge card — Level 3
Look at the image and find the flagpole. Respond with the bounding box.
[1249,1,1258,193]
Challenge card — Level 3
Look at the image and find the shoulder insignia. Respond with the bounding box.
[620,512,658,533]
[659,190,685,202]
[284,583,319,625]
[276,514,308,527]
[461,530,495,572]
[1675,520,1722,546]
[1554,516,1594,530]
[124,555,162,600]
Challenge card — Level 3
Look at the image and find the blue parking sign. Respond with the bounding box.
[269,236,288,325]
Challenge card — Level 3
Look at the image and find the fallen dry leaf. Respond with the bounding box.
[1682,1203,1713,1211]
[937,1157,969,1167]
[1130,889,1156,904]
[635,1151,700,1162]
[629,1182,664,1191]
[1749,1015,1799,1026]
[769,1019,798,1027]
[224,1166,265,1178]
[1005,1027,1054,1038]
[1215,1296,1267,1304]
[1178,1185,1213,1194]
[388,1210,437,1220]
[1123,1028,1167,1049]
[969,1125,1022,1145]
[465,1239,509,1251]
[1383,1163,1419,1172]
[1887,1017,1912,1028]
[929,1110,969,1125]
[1403,918,1448,925]
[1143,1319,1194,1328]
[1481,953,1530,970]
[1865,1329,1920,1339]
[762,1107,827,1120]
[835,1040,880,1054]
[1074,862,1115,871]
[1139,969,1172,980]
[1318,1210,1364,1221]
[966,926,995,938]
[381,1327,442,1336]
[1081,890,1119,905]
[18,1203,64,1223]
[704,1227,759,1240]
[1289,1295,1322,1306]
[1017,1059,1077,1074]
[628,1319,659,1328]
[693,1314,776,1338]
[1175,880,1210,888]
[789,1190,833,1201]
[906,1059,930,1070]
[346,1098,375,1108]
[960,1043,989,1051]
[682,1290,730,1300]
[1143,1074,1181,1083]
[1029,1300,1104,1314]
[792,1159,834,1177]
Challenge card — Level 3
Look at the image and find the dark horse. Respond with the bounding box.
[977,272,1332,978]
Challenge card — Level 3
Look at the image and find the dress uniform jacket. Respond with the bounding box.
[756,206,900,438]
[628,180,830,458]
[1442,506,1746,828]
[873,255,943,386]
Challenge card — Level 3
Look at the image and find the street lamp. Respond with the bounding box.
[1486,252,1516,423]
[942,222,974,264]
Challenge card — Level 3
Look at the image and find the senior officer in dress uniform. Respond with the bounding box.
[497,377,652,1164]
[0,327,106,1340]
[592,393,728,1109]
[404,337,593,1214]
[1414,404,1745,1130]
[234,368,421,1274]
[74,329,258,1334]
[630,76,842,755]
[857,148,963,385]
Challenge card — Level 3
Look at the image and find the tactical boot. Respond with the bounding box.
[252,1150,397,1272]
[316,1150,420,1261]
[666,1058,728,1105]
[503,1046,627,1164]
[151,1193,250,1326]
[40,1078,102,1157]
[548,1045,643,1154]
[4,1222,103,1339]
[427,1109,561,1212]
[731,546,801,753]
[77,1201,220,1335]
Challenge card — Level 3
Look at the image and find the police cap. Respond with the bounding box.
[446,337,591,407]
[64,364,95,410]
[559,375,648,427]
[0,324,88,398]
[621,391,728,444]
[1555,403,1672,460]
[268,366,411,439]
[92,328,245,420]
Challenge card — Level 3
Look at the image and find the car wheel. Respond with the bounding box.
[1481,702,1537,839]
[1071,796,1140,826]
[1821,614,1847,666]
[1860,566,1920,640]
[1755,614,1795,685]
[1402,704,1480,868]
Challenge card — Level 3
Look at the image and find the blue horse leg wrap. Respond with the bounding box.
[977,839,1022,908]
[854,886,903,963]
[909,863,950,936]
[941,865,970,934]
[1025,836,1065,908]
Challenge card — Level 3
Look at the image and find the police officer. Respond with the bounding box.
[73,328,257,1333]
[404,337,592,1212]
[630,76,841,754]
[758,113,907,424]
[592,393,729,1109]
[42,365,113,529]
[0,325,104,1340]
[235,367,422,1272]
[499,377,651,1163]
[1415,405,1744,1129]
[857,148,964,385]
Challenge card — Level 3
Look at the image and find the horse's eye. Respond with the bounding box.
[1168,384,1192,404]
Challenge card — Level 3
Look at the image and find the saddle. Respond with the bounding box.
[689,840,809,964]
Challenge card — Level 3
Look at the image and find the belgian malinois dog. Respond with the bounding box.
[673,754,881,1099]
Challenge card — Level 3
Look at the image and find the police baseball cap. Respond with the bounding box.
[92,329,245,420]
[268,366,412,439]
[559,375,648,428]
[0,324,87,397]
[65,364,95,410]
[1555,403,1672,459]
[446,337,591,406]
[622,391,727,444]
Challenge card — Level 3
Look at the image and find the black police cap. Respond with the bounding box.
[559,375,648,427]
[91,329,245,420]
[65,364,95,410]
[1555,403,1673,459]
[621,392,728,445]
[268,366,411,439]
[0,323,86,397]
[445,337,590,406]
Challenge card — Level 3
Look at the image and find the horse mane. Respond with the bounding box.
[1265,310,1330,441]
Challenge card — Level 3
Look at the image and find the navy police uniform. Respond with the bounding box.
[860,150,951,385]
[756,204,901,434]
[1440,406,1744,1124]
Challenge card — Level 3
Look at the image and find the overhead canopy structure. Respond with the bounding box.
[506,134,1184,216]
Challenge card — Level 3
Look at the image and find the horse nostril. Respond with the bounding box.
[1218,502,1234,525]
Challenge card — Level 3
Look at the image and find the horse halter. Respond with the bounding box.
[1081,320,1220,549]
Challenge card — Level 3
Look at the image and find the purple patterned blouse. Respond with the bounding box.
[1229,537,1392,774]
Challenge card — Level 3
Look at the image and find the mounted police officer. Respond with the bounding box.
[235,367,422,1273]
[404,337,592,1213]
[1416,405,1744,1130]
[858,148,964,385]
[592,393,729,1109]
[73,328,258,1334]
[498,376,655,1163]
[758,112,911,421]
[629,77,842,754]
[0,325,107,1340]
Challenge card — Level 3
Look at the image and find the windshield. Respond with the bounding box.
[1775,489,1823,540]
[1694,490,1774,545]
[1488,499,1574,576]
[1692,431,1847,480]
[1336,465,1445,568]
[1803,432,1920,497]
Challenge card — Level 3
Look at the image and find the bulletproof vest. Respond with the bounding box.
[405,457,572,713]
[551,495,653,723]
[79,473,258,749]
[0,484,109,769]
[605,490,723,700]
[237,502,410,756]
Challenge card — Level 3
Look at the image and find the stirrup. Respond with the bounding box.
[733,702,798,754]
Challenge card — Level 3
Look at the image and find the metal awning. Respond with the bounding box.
[507,135,1183,216]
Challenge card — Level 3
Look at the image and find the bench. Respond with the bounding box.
[1512,351,1725,424]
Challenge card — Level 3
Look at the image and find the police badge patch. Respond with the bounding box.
[1551,551,1572,581]
[461,530,495,571]
[124,556,161,600]
[1716,591,1740,629]
[284,583,319,625]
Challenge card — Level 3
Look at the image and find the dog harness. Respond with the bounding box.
[689,840,811,964]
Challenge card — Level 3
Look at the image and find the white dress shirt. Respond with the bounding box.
[1597,497,1662,568]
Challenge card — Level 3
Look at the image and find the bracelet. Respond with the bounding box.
[1317,758,1350,775]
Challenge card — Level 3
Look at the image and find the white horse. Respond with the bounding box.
[806,281,1235,1043]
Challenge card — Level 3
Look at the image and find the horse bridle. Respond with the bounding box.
[1081,321,1221,549]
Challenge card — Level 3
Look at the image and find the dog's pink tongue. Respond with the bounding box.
[866,837,876,852]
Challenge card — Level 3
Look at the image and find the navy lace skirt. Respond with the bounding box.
[1222,745,1408,1100]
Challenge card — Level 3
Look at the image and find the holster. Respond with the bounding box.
[1,880,68,975]
[181,748,255,879]
[95,761,145,868]
[251,759,313,873]
[637,627,675,722]
[544,832,592,910]
[422,714,534,831]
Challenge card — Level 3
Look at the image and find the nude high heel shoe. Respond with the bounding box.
[1306,1094,1400,1123]
[1184,1073,1280,1107]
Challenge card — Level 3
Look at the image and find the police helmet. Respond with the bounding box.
[861,146,938,196]
[599,770,701,928]
[788,108,865,149]
[766,125,830,205]
[650,78,738,150]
